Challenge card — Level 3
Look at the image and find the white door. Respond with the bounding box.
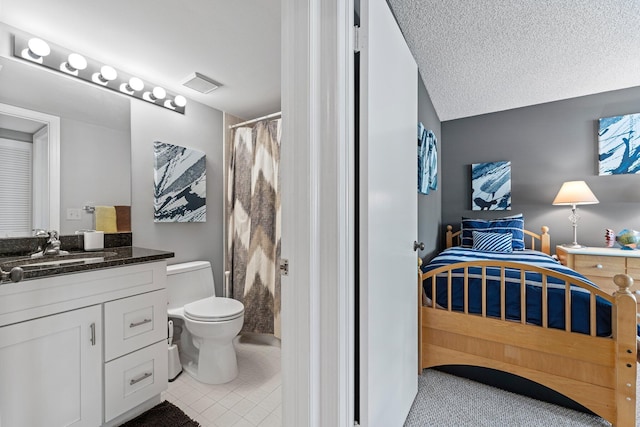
[359,0,418,425]
[0,305,102,427]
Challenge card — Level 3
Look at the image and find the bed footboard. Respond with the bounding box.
[418,261,637,426]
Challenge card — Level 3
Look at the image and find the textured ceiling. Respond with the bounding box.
[388,0,640,121]
[0,0,281,120]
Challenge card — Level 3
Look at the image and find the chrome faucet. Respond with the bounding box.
[43,230,67,255]
[32,230,69,258]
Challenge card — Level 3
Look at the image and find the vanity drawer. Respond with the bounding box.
[104,289,167,361]
[104,340,168,422]
[573,255,625,278]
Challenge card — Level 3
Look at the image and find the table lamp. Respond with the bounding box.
[552,180,599,248]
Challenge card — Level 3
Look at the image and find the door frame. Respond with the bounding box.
[281,0,356,426]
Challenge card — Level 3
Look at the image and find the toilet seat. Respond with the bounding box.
[184,297,244,322]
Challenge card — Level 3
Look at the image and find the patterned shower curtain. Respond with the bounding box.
[226,119,281,338]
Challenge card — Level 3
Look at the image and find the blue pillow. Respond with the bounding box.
[472,231,513,253]
[461,214,525,250]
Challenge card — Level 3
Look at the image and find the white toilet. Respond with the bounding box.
[166,261,245,384]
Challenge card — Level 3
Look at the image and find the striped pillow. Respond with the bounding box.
[461,214,525,250]
[472,231,513,253]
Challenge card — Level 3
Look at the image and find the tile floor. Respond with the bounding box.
[162,334,281,427]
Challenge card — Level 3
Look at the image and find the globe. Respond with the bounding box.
[615,229,640,250]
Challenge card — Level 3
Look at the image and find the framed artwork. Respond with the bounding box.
[598,113,640,175]
[153,141,206,222]
[418,123,438,195]
[472,161,511,211]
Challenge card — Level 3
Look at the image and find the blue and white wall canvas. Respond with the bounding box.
[598,113,640,175]
[418,123,438,195]
[472,161,511,211]
[154,141,206,222]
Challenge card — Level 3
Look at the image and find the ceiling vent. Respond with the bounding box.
[182,72,220,94]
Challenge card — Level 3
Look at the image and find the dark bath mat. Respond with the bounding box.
[119,400,200,427]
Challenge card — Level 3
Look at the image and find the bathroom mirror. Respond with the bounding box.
[0,55,131,237]
[0,102,59,237]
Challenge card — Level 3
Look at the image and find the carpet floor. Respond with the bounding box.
[404,369,639,426]
[119,401,200,427]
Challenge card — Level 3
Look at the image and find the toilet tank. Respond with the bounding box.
[166,261,216,311]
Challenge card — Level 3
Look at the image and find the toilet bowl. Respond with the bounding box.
[166,261,244,384]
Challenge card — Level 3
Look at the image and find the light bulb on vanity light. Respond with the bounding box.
[91,65,118,85]
[143,86,166,102]
[164,95,187,109]
[120,77,144,94]
[60,53,87,75]
[21,38,50,63]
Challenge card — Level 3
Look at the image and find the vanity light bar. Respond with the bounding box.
[13,34,187,114]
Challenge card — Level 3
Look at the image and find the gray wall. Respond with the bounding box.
[417,76,442,261]
[130,99,226,294]
[441,86,640,250]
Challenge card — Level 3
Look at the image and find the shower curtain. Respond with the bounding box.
[227,118,281,338]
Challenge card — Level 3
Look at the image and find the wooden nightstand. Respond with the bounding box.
[556,246,640,304]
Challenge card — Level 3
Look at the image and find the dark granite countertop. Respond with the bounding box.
[0,246,174,284]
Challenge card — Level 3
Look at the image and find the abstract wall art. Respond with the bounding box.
[598,113,640,175]
[471,161,511,211]
[418,122,438,195]
[153,141,206,222]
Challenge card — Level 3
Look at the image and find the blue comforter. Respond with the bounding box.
[421,247,635,337]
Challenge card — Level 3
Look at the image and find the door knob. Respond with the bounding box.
[413,241,425,252]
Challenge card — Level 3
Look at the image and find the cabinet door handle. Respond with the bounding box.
[595,264,603,269]
[130,318,152,328]
[130,372,153,385]
[90,323,96,346]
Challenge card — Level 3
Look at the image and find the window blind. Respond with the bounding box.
[0,138,32,237]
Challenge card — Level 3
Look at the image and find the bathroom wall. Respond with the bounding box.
[130,99,226,293]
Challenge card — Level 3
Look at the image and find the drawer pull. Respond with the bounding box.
[130,318,152,328]
[595,264,603,269]
[130,372,153,385]
[90,323,96,346]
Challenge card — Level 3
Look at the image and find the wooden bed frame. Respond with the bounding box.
[419,225,638,426]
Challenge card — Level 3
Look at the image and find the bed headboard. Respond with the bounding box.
[445,225,551,255]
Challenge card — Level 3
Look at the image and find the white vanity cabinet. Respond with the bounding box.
[0,260,169,427]
[0,305,103,427]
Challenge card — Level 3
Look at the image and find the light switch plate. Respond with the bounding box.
[66,208,82,220]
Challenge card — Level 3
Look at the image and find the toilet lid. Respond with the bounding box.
[184,297,244,322]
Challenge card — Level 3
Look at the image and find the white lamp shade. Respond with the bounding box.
[128,77,144,91]
[67,53,87,71]
[552,181,599,206]
[100,65,117,81]
[173,95,187,107]
[28,38,50,57]
[152,86,166,100]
